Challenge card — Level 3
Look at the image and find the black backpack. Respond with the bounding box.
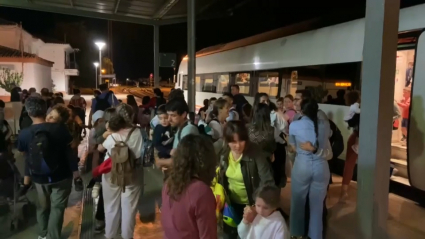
[27,131,58,176]
[140,128,154,167]
[95,92,112,112]
[329,120,344,159]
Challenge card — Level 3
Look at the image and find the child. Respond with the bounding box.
[152,104,173,175]
[238,185,289,239]
[344,91,361,154]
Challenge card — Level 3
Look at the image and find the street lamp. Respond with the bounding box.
[95,41,105,85]
[93,62,99,89]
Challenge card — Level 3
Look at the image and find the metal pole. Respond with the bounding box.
[357,0,399,238]
[95,66,98,89]
[154,25,160,88]
[99,50,102,85]
[187,0,196,112]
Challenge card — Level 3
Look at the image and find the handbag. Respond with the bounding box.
[211,167,225,220]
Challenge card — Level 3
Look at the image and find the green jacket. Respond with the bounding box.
[218,143,274,205]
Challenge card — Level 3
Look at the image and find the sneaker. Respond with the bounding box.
[92,183,100,198]
[94,220,105,233]
[38,236,47,239]
[74,177,84,192]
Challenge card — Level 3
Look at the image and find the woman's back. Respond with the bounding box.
[161,179,217,239]
[289,117,317,155]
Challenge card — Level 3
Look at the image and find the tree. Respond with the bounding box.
[0,68,23,92]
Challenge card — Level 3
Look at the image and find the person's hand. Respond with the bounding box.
[170,149,176,156]
[300,141,316,152]
[73,171,80,179]
[270,154,275,162]
[243,205,257,224]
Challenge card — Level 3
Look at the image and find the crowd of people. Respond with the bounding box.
[9,82,367,239]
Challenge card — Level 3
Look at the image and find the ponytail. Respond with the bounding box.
[300,99,319,148]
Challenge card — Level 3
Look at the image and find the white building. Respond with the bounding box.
[0,19,78,94]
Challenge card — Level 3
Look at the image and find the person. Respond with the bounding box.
[397,88,411,143]
[231,84,249,114]
[41,88,52,108]
[198,98,229,141]
[161,134,217,239]
[283,94,297,124]
[205,97,217,117]
[288,98,331,239]
[126,95,139,124]
[241,103,252,123]
[47,97,65,115]
[0,100,5,133]
[97,106,143,239]
[247,103,275,160]
[152,104,173,177]
[223,93,239,121]
[237,185,289,239]
[17,97,79,239]
[69,89,87,123]
[138,96,152,129]
[89,84,118,128]
[344,91,361,154]
[10,86,22,102]
[218,121,274,239]
[46,104,71,124]
[198,99,209,116]
[150,88,185,129]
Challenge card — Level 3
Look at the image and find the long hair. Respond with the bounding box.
[209,98,227,123]
[301,98,319,147]
[126,95,138,107]
[252,103,271,133]
[166,135,217,201]
[251,92,267,119]
[115,103,134,126]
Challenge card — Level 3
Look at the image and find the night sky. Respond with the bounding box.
[0,0,423,87]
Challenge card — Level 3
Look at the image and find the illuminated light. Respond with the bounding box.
[93,62,99,67]
[101,69,106,73]
[183,56,188,60]
[95,42,106,50]
[335,82,352,87]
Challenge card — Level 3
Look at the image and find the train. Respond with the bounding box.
[175,3,425,198]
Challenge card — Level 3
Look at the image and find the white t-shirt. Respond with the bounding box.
[102,127,143,161]
[344,102,361,121]
[237,211,289,239]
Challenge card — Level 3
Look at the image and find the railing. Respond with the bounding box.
[65,61,79,70]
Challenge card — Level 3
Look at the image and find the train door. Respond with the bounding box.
[408,31,425,191]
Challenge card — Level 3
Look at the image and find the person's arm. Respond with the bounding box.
[75,115,83,126]
[237,220,251,239]
[195,185,218,239]
[60,124,78,173]
[98,134,113,153]
[152,127,172,155]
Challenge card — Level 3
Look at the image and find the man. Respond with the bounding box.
[89,84,118,127]
[17,97,79,239]
[222,93,239,121]
[293,89,332,238]
[230,84,248,114]
[155,99,199,170]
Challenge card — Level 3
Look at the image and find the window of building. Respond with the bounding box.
[235,73,250,94]
[196,76,201,91]
[183,75,188,90]
[217,74,229,94]
[258,72,279,97]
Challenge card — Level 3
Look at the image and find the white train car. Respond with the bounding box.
[176,4,425,199]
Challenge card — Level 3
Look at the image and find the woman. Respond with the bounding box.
[283,94,297,124]
[126,94,139,124]
[247,103,275,160]
[339,91,361,202]
[288,99,330,239]
[161,134,217,239]
[97,104,143,239]
[219,121,274,239]
[199,98,229,140]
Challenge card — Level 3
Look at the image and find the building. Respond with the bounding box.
[0,19,78,95]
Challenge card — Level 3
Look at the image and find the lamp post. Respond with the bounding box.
[95,41,105,85]
[93,62,99,89]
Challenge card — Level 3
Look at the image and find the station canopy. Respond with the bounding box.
[0,0,233,25]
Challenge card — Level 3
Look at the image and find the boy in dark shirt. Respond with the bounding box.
[153,104,173,162]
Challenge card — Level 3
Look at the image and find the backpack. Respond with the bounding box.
[140,128,154,167]
[20,107,33,130]
[329,120,344,159]
[95,92,112,112]
[109,127,138,192]
[27,130,58,176]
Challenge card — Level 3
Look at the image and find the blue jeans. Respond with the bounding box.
[290,155,330,239]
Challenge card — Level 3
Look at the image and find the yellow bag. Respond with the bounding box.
[211,167,225,220]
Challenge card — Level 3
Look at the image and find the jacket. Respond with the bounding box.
[218,143,274,205]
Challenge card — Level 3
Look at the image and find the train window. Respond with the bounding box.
[196,76,202,91]
[183,75,188,90]
[235,73,250,94]
[258,72,279,97]
[201,74,216,93]
[217,74,229,93]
